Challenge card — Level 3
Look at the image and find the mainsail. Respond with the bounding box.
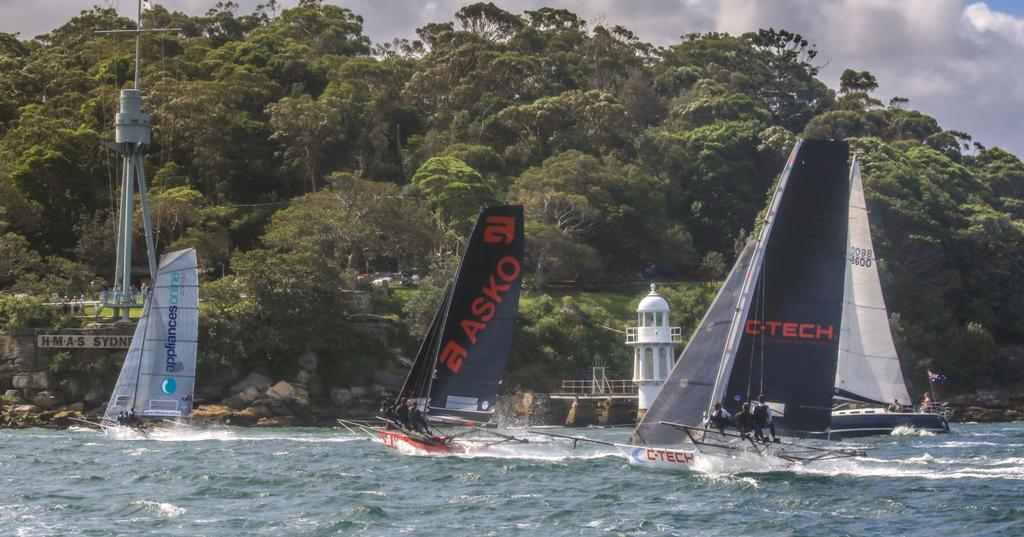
[103,248,199,422]
[631,140,851,443]
[722,140,851,433]
[395,205,524,423]
[834,159,912,406]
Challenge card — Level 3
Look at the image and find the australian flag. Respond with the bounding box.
[928,370,948,384]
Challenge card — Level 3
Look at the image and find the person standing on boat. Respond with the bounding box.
[752,394,778,443]
[703,402,732,434]
[396,399,411,429]
[733,402,755,439]
[408,400,431,435]
[920,392,933,413]
[888,399,902,413]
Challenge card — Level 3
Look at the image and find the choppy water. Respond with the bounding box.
[1,422,1021,536]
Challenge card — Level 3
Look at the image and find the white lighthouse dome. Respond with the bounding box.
[637,283,669,312]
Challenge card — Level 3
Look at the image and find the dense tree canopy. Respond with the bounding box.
[1,3,1021,390]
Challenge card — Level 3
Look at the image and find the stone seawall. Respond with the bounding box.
[496,393,638,427]
[0,325,133,411]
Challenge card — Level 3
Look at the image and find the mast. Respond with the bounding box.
[96,1,179,321]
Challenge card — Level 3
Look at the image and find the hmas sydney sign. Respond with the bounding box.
[37,334,132,349]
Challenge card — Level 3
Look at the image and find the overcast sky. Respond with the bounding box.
[1,0,1022,157]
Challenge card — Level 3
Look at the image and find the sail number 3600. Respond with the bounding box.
[849,247,873,267]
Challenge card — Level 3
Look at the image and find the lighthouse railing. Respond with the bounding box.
[626,326,684,344]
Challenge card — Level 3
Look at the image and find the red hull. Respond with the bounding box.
[378,429,457,454]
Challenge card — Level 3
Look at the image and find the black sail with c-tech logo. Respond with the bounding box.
[723,140,851,434]
[426,205,524,423]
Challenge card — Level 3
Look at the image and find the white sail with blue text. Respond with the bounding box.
[103,248,198,423]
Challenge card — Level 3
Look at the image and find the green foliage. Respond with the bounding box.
[0,295,80,331]
[508,294,629,389]
[411,156,496,240]
[2,4,1022,394]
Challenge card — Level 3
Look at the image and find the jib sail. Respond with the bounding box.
[834,158,911,406]
[629,240,756,446]
[103,248,199,422]
[396,281,454,410]
[721,140,851,434]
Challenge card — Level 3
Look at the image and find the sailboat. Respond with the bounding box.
[829,158,950,438]
[100,248,199,435]
[340,205,525,454]
[535,140,865,469]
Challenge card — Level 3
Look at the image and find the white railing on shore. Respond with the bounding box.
[556,379,638,396]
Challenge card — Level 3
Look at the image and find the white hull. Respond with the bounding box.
[615,443,700,470]
[612,433,854,472]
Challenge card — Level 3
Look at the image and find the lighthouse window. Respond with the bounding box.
[655,312,663,326]
[645,312,655,327]
[633,348,640,378]
[643,348,654,380]
[658,348,669,378]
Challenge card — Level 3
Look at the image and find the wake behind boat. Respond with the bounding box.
[345,205,525,455]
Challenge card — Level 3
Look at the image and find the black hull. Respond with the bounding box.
[827,412,950,439]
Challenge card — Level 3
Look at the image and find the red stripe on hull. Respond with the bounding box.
[378,429,456,454]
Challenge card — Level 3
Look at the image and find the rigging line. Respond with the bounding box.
[745,281,756,401]
[224,201,293,208]
[159,31,166,168]
[759,255,765,397]
[129,291,155,414]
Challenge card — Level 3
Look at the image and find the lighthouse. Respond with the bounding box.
[627,284,682,420]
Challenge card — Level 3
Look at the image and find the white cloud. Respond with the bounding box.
[0,0,1021,157]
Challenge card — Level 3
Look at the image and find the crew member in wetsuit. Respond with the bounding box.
[733,402,755,439]
[409,402,431,436]
[126,410,144,430]
[702,402,732,434]
[752,394,777,443]
[396,398,411,429]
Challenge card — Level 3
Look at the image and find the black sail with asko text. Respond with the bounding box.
[427,205,524,423]
[723,140,850,434]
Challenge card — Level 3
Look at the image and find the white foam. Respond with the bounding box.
[891,425,935,436]
[134,500,185,518]
[787,459,1024,481]
[67,425,102,435]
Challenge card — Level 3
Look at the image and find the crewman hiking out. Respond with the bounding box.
[733,402,755,439]
[703,402,732,434]
[752,394,778,443]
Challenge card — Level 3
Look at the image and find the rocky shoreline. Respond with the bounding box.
[2,398,1021,430]
[4,327,1022,430]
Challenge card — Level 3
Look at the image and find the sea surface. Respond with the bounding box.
[0,421,1021,536]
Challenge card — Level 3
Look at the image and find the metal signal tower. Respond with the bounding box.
[96,1,179,321]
